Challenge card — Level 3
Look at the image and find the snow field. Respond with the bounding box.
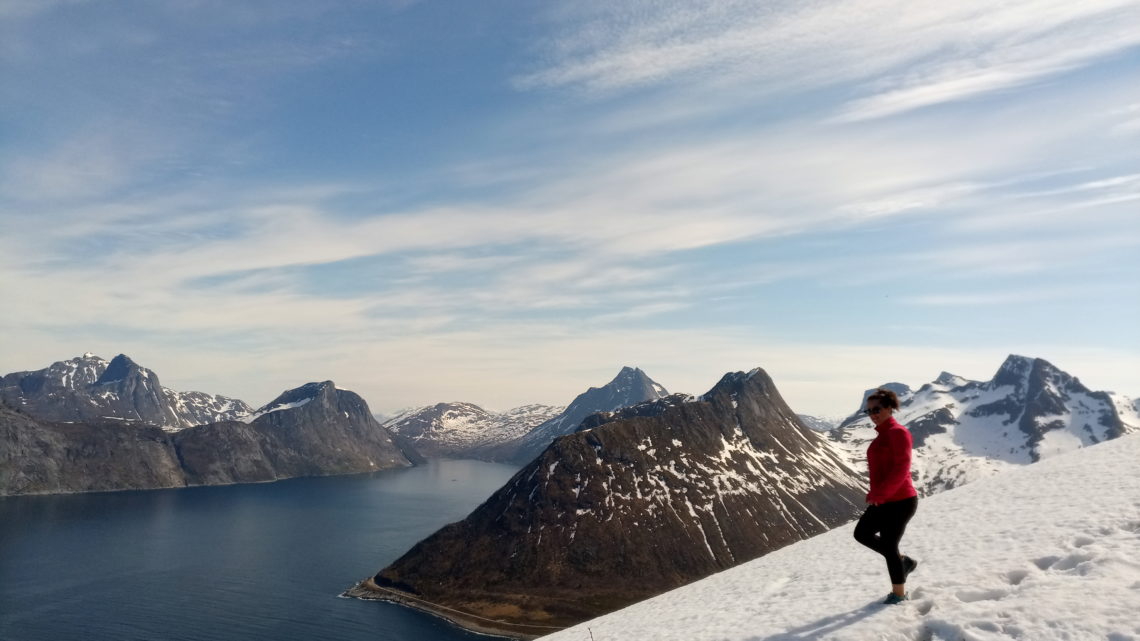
[542,434,1140,641]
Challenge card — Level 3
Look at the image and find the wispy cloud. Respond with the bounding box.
[521,1,1140,121]
[3,1,1138,416]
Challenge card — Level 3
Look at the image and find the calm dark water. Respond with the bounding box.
[0,461,520,641]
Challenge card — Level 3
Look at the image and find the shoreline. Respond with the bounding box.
[342,578,565,640]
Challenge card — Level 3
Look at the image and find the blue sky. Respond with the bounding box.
[2,0,1138,417]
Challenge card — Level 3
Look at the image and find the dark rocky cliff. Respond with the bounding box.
[354,367,864,635]
[0,403,186,495]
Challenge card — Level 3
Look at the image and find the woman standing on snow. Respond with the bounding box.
[853,388,919,604]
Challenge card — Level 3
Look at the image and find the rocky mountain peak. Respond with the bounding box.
[2,353,251,429]
[95,354,145,385]
[259,381,336,409]
[983,356,1089,410]
[934,371,966,387]
[608,365,668,397]
[703,368,765,399]
[991,354,1031,387]
[501,366,670,464]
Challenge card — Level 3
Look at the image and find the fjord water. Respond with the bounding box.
[0,460,519,641]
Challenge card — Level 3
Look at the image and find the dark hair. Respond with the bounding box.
[866,388,899,410]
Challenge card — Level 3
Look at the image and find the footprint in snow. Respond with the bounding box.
[954,588,1008,603]
[1005,568,1031,586]
[913,599,934,616]
[1051,551,1095,572]
[1072,535,1095,548]
[1033,555,1061,571]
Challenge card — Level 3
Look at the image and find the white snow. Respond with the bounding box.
[542,434,1140,641]
[1036,428,1084,460]
[383,403,564,451]
[239,398,312,423]
[1111,393,1140,432]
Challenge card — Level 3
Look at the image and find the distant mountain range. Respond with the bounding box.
[0,354,415,495]
[796,413,841,431]
[0,356,677,495]
[383,366,669,465]
[828,355,1140,496]
[0,353,251,430]
[348,367,864,636]
[5,351,1135,512]
[380,403,563,460]
[492,366,669,464]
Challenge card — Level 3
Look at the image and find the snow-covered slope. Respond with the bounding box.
[382,402,563,459]
[1112,394,1140,432]
[829,355,1135,496]
[0,353,251,430]
[543,433,1140,641]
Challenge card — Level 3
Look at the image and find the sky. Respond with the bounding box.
[1,0,1138,418]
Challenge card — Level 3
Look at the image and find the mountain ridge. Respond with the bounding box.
[382,402,563,460]
[484,366,670,464]
[829,354,1138,497]
[0,376,415,496]
[348,366,864,636]
[0,353,252,430]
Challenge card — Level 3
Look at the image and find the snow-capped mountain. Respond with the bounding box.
[0,353,251,430]
[543,432,1140,641]
[830,355,1136,496]
[796,413,842,432]
[492,366,670,464]
[382,402,563,459]
[348,367,865,636]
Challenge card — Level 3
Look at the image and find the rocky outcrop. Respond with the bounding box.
[350,367,864,635]
[0,381,415,496]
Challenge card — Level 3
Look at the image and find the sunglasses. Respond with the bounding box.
[864,405,885,416]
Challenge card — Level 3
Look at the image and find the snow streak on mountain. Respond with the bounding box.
[353,368,864,635]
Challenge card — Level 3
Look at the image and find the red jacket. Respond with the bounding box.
[866,416,917,504]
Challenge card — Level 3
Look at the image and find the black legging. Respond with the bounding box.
[854,496,918,584]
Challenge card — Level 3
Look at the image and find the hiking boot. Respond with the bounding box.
[902,555,919,578]
[883,592,909,605]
